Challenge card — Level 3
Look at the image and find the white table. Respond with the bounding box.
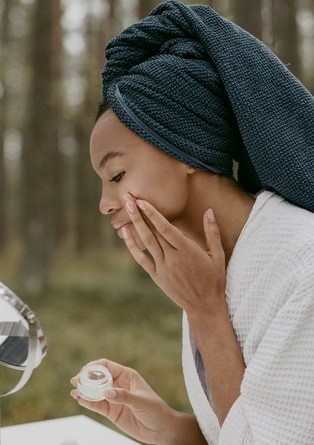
[1,415,141,445]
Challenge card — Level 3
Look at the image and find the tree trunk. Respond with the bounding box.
[74,11,104,251]
[271,0,302,79]
[233,0,263,40]
[19,0,63,294]
[105,0,119,39]
[51,0,65,246]
[0,0,11,250]
[302,0,314,92]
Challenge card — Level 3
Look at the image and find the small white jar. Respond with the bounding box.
[77,364,113,401]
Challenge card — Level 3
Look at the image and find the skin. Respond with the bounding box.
[71,109,255,445]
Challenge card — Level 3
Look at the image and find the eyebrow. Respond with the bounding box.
[98,151,125,169]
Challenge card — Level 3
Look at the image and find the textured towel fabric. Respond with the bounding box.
[182,191,314,444]
[102,0,314,212]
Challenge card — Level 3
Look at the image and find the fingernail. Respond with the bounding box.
[121,227,129,240]
[117,228,123,239]
[104,388,117,399]
[136,199,146,210]
[126,199,135,213]
[206,208,215,222]
[71,390,78,399]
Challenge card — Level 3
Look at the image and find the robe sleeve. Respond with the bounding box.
[218,268,314,445]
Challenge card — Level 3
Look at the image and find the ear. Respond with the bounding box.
[186,166,196,175]
[180,162,196,175]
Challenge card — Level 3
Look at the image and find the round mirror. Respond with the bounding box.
[0,282,47,397]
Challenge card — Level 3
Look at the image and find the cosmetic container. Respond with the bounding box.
[77,364,113,401]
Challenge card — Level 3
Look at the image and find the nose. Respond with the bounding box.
[99,187,121,215]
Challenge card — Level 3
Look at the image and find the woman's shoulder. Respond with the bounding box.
[255,190,314,239]
[259,190,314,261]
[236,189,314,265]
[228,190,314,280]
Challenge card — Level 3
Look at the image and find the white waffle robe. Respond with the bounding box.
[182,191,314,445]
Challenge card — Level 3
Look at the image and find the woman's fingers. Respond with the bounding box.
[122,226,155,274]
[73,385,156,418]
[124,194,164,263]
[203,209,225,261]
[135,199,183,249]
[71,376,77,386]
[71,389,112,415]
[70,359,131,417]
[71,367,152,418]
[102,387,151,411]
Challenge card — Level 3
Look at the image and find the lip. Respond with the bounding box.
[111,221,132,231]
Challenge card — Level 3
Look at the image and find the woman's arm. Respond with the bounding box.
[185,208,246,425]
[188,305,245,425]
[122,195,245,425]
[119,195,314,444]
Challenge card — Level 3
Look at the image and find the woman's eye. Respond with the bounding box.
[110,171,125,183]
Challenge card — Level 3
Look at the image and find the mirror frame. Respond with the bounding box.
[0,282,47,396]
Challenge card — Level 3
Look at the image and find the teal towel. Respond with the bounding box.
[102,0,314,212]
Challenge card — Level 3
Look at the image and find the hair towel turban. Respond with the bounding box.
[102,0,314,212]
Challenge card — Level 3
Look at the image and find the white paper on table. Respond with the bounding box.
[1,414,141,445]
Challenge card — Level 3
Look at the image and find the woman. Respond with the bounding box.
[71,1,314,444]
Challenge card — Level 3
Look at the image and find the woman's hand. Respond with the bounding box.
[71,359,186,445]
[119,197,245,425]
[121,194,226,316]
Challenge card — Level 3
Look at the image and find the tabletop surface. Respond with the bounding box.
[1,414,141,445]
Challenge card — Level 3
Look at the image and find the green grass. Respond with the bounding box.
[0,247,191,430]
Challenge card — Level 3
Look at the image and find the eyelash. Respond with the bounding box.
[110,171,125,183]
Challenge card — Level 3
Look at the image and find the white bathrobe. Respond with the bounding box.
[182,191,314,445]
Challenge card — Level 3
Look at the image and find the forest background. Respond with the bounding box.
[0,0,313,434]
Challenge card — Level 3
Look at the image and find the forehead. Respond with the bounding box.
[90,110,133,168]
[90,110,152,166]
[90,109,181,172]
[91,110,128,152]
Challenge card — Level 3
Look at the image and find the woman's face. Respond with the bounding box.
[90,110,195,238]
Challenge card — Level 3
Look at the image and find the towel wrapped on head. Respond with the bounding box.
[102,0,314,212]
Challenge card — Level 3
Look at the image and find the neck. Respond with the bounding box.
[174,172,255,264]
